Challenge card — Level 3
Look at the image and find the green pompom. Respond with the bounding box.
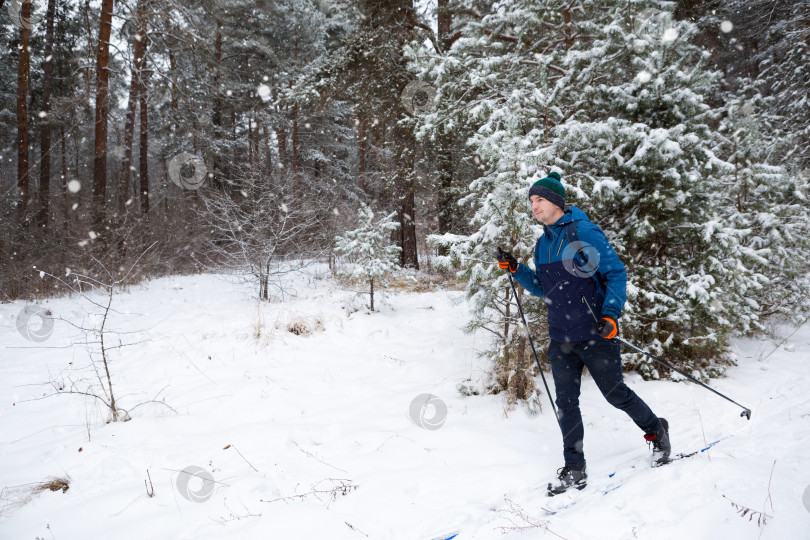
[547,171,562,181]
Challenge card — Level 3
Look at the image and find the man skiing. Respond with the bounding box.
[497,171,671,496]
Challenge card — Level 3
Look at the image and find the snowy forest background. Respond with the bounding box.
[2,0,809,398]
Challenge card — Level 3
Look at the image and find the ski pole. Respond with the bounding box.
[580,293,752,420]
[499,248,560,425]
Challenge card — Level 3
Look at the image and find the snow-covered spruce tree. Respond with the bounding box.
[710,95,810,328]
[747,1,810,171]
[677,1,810,325]
[428,158,546,406]
[545,2,773,378]
[334,203,401,312]
[415,0,799,383]
[414,0,603,404]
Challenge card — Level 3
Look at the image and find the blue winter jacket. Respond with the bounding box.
[512,206,627,342]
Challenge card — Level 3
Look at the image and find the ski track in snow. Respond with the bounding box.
[1,270,808,539]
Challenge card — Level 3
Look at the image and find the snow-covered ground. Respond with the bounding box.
[1,269,809,539]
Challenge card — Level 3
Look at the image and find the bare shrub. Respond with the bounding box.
[199,171,326,301]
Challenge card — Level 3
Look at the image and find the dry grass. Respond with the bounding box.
[39,477,70,493]
[276,315,325,336]
[252,302,266,339]
[385,272,465,292]
[333,271,464,294]
[0,476,70,516]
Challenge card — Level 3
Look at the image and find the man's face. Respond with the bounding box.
[530,195,562,225]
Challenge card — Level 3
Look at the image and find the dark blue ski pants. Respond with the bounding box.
[547,338,662,469]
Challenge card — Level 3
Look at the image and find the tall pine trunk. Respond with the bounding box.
[436,133,454,238]
[92,0,115,229]
[276,125,287,165]
[16,0,32,223]
[119,0,148,216]
[356,110,367,192]
[211,21,224,186]
[60,126,68,221]
[138,48,149,220]
[292,102,299,190]
[394,2,419,268]
[435,0,455,244]
[37,0,57,229]
[247,117,254,168]
[395,171,419,269]
[393,121,419,269]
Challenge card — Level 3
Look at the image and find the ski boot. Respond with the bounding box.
[645,417,672,466]
[547,465,587,496]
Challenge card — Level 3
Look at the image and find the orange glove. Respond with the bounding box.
[497,248,518,273]
[596,317,618,339]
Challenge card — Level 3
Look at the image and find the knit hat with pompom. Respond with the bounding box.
[528,171,565,209]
